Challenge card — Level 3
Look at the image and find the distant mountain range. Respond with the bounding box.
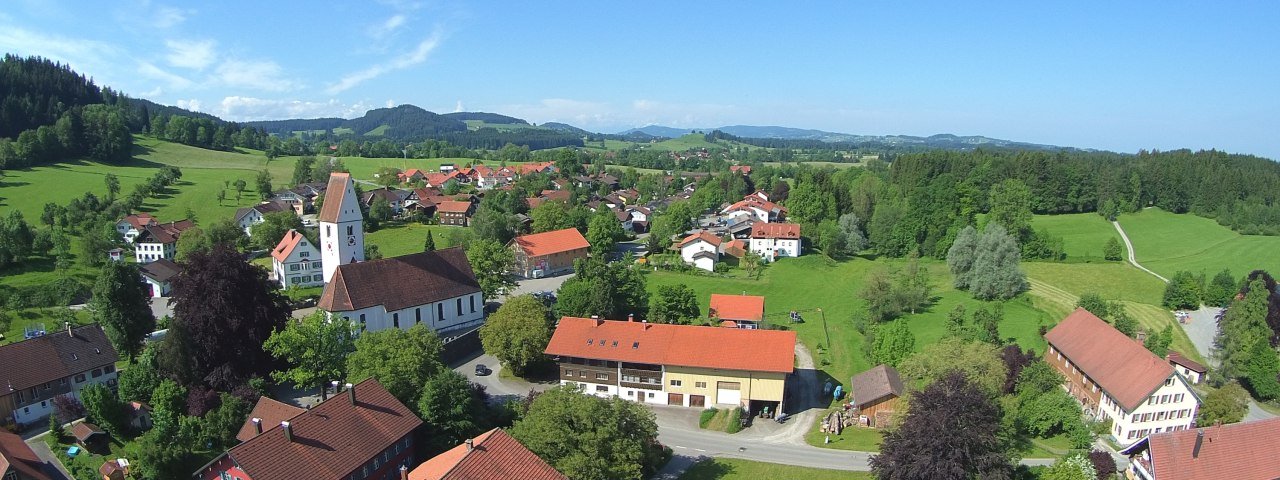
[620,124,1083,151]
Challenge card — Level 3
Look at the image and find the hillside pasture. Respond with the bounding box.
[1030,213,1125,261]
[1118,208,1280,277]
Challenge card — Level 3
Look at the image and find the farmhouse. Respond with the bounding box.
[0,325,118,428]
[133,219,194,264]
[318,248,484,335]
[545,317,796,413]
[708,294,765,329]
[721,196,784,224]
[437,201,474,226]
[1120,417,1280,480]
[234,200,291,235]
[408,428,567,480]
[195,380,421,480]
[270,182,326,215]
[848,364,905,428]
[510,228,590,279]
[271,229,323,289]
[748,222,801,260]
[114,213,156,243]
[138,258,181,298]
[0,430,52,480]
[1045,308,1199,446]
[398,168,427,183]
[678,231,722,272]
[1165,351,1205,384]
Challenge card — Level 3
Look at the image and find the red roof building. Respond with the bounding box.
[436,201,474,226]
[195,379,422,480]
[1121,417,1280,480]
[0,430,53,480]
[709,294,765,328]
[408,428,566,480]
[318,248,484,335]
[1166,351,1206,384]
[235,397,306,443]
[510,228,590,278]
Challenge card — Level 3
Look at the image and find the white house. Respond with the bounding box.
[115,213,156,243]
[319,172,365,283]
[1166,351,1206,384]
[134,220,195,264]
[318,247,485,335]
[138,258,181,298]
[271,229,323,289]
[360,188,410,216]
[0,325,119,428]
[748,223,801,260]
[234,201,291,235]
[677,231,722,272]
[1046,308,1200,446]
[720,196,784,224]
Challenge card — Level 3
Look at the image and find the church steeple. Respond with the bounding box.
[318,171,365,282]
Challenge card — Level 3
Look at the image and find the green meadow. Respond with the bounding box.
[1118,208,1280,278]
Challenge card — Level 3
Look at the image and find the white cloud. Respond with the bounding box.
[327,30,443,94]
[383,14,407,32]
[176,98,202,112]
[215,59,298,92]
[138,86,164,98]
[137,61,193,90]
[454,100,464,113]
[152,5,191,28]
[385,99,396,108]
[165,39,217,70]
[0,26,120,72]
[213,96,373,121]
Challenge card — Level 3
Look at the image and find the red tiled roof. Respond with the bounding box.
[318,248,481,312]
[1129,417,1280,480]
[409,428,566,480]
[729,165,752,174]
[545,317,796,374]
[120,213,156,230]
[677,231,722,248]
[136,220,194,244]
[0,324,118,395]
[437,201,472,214]
[1045,308,1175,411]
[236,397,306,443]
[71,422,105,442]
[723,240,747,258]
[513,228,590,257]
[270,229,308,263]
[708,294,765,322]
[1167,351,1207,374]
[0,430,52,480]
[750,222,800,239]
[226,379,422,480]
[318,173,353,223]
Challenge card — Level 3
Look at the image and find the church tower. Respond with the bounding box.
[319,172,365,283]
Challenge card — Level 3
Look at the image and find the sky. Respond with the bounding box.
[2,1,1278,158]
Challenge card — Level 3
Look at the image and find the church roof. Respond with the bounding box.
[318,248,481,312]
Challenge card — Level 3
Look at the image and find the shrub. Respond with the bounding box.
[699,408,719,429]
[725,407,744,434]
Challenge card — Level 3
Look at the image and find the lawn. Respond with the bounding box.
[365,223,470,258]
[1022,262,1165,305]
[1,307,92,346]
[805,422,883,451]
[1030,213,1125,261]
[679,458,869,480]
[1118,208,1280,278]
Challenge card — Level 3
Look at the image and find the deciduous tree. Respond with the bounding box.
[480,295,553,376]
[899,338,1008,396]
[1163,270,1203,310]
[967,224,1027,300]
[586,208,624,256]
[466,239,516,299]
[89,261,156,362]
[346,324,444,406]
[1103,236,1123,261]
[1196,382,1249,425]
[947,225,979,289]
[417,370,485,451]
[80,383,125,434]
[250,210,303,249]
[264,313,357,400]
[872,319,915,367]
[511,386,665,480]
[648,284,700,325]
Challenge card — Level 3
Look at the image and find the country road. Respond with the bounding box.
[1111,220,1169,283]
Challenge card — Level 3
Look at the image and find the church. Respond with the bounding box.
[313,172,485,335]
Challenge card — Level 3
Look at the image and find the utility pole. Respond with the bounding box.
[818,307,830,350]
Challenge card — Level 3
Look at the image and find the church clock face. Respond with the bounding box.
[326,241,333,251]
[347,235,357,246]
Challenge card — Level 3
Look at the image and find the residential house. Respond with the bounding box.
[0,325,119,427]
[748,223,801,260]
[722,239,748,259]
[617,188,641,205]
[360,188,410,216]
[194,379,421,480]
[405,188,442,217]
[407,428,567,480]
[729,165,752,175]
[234,201,291,235]
[318,248,485,335]
[749,190,770,202]
[134,220,195,264]
[510,228,590,278]
[848,365,905,428]
[626,206,650,233]
[1166,351,1206,384]
[114,213,156,243]
[708,294,765,329]
[138,258,181,298]
[721,196,785,224]
[678,231,722,272]
[1045,308,1200,446]
[440,164,456,173]
[0,430,53,480]
[545,317,796,412]
[437,201,474,226]
[514,161,557,176]
[1120,417,1280,480]
[126,401,152,431]
[271,229,323,289]
[107,248,124,262]
[270,182,326,215]
[398,169,427,184]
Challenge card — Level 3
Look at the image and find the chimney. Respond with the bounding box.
[331,380,341,395]
[251,417,261,435]
[281,421,293,442]
[346,382,356,405]
[399,465,408,480]
[465,438,474,451]
[628,313,634,322]
[65,322,73,337]
[1193,429,1204,458]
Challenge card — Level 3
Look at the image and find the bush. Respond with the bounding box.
[699,408,719,429]
[725,407,744,434]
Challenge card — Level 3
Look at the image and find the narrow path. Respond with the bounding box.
[1112,221,1169,283]
[25,432,72,480]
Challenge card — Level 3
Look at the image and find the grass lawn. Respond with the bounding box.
[1118,208,1280,278]
[804,422,883,451]
[679,458,870,480]
[1031,213,1125,261]
[45,429,219,480]
[1,307,92,346]
[365,222,469,258]
[1021,433,1073,459]
[1023,262,1165,305]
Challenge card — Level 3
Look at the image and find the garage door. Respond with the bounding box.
[689,395,706,408]
[716,382,741,406]
[667,393,684,406]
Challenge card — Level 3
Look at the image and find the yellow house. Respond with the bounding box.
[545,317,796,413]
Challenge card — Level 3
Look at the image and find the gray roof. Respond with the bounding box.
[849,364,905,408]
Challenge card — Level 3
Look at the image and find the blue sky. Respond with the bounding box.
[2,1,1277,158]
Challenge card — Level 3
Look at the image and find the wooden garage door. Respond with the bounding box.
[716,382,741,406]
[667,393,684,406]
[689,395,706,408]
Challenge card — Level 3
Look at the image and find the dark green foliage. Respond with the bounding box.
[118,345,163,403]
[0,211,35,268]
[1196,382,1249,426]
[1204,269,1237,308]
[480,295,553,376]
[1216,278,1274,380]
[859,257,933,323]
[250,211,303,250]
[586,208,624,256]
[1143,325,1174,358]
[346,324,444,407]
[466,239,516,299]
[470,204,519,245]
[1242,338,1280,400]
[417,370,486,452]
[1163,271,1203,309]
[968,224,1028,300]
[1022,229,1065,261]
[424,230,436,251]
[510,386,665,480]
[648,284,701,325]
[201,393,250,448]
[871,319,916,367]
[369,196,394,222]
[89,261,157,361]
[80,383,125,434]
[556,257,648,320]
[264,313,356,399]
[1103,236,1123,261]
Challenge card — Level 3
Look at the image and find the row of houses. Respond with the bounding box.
[398,161,558,190]
[676,222,801,272]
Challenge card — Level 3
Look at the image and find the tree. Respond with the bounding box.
[899,338,1008,396]
[471,204,519,245]
[369,196,394,222]
[1144,325,1174,357]
[466,239,516,299]
[480,295,553,376]
[556,258,648,320]
[417,370,485,451]
[586,208,624,257]
[291,155,315,185]
[1017,388,1084,438]
[423,230,436,251]
[346,324,444,406]
[870,371,1013,480]
[104,173,120,201]
[264,313,357,400]
[1197,382,1249,425]
[1041,453,1097,480]
[530,200,571,233]
[1103,236,1123,261]
[648,284,700,324]
[250,210,303,249]
[872,319,915,367]
[1087,450,1117,479]
[947,225,979,289]
[987,179,1033,239]
[150,379,186,438]
[89,262,157,362]
[1242,337,1280,400]
[255,169,272,199]
[232,178,248,200]
[201,393,249,449]
[133,430,189,480]
[1163,270,1202,309]
[118,344,163,403]
[1204,269,1237,308]
[511,386,665,480]
[1215,278,1272,380]
[836,212,867,256]
[967,224,1027,300]
[374,166,402,187]
[80,383,125,434]
[167,246,292,390]
[0,211,35,268]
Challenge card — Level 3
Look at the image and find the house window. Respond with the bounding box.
[359,314,366,326]
[564,369,574,377]
[469,295,475,313]
[104,365,115,374]
[1161,394,1170,404]
[393,313,400,329]
[438,303,444,321]
[596,385,608,393]
[670,380,682,387]
[312,262,322,269]
[415,308,422,324]
[579,371,586,378]
[347,225,353,236]
[648,392,655,398]
[75,374,85,383]
[299,251,309,258]
[626,391,634,397]
[596,373,608,381]
[456,298,462,316]
[290,264,300,271]
[695,381,706,388]
[313,274,322,282]
[91,369,102,378]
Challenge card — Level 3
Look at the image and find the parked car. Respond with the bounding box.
[475,364,491,376]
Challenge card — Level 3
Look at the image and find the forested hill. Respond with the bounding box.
[442,111,527,124]
[625,123,1079,152]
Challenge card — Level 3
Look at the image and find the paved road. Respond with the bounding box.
[503,273,575,300]
[1182,306,1276,421]
[25,432,73,480]
[1111,221,1169,283]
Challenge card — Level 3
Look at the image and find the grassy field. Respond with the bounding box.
[679,458,869,480]
[1031,213,1125,261]
[763,161,864,169]
[1117,208,1280,278]
[365,223,469,258]
[1,307,92,346]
